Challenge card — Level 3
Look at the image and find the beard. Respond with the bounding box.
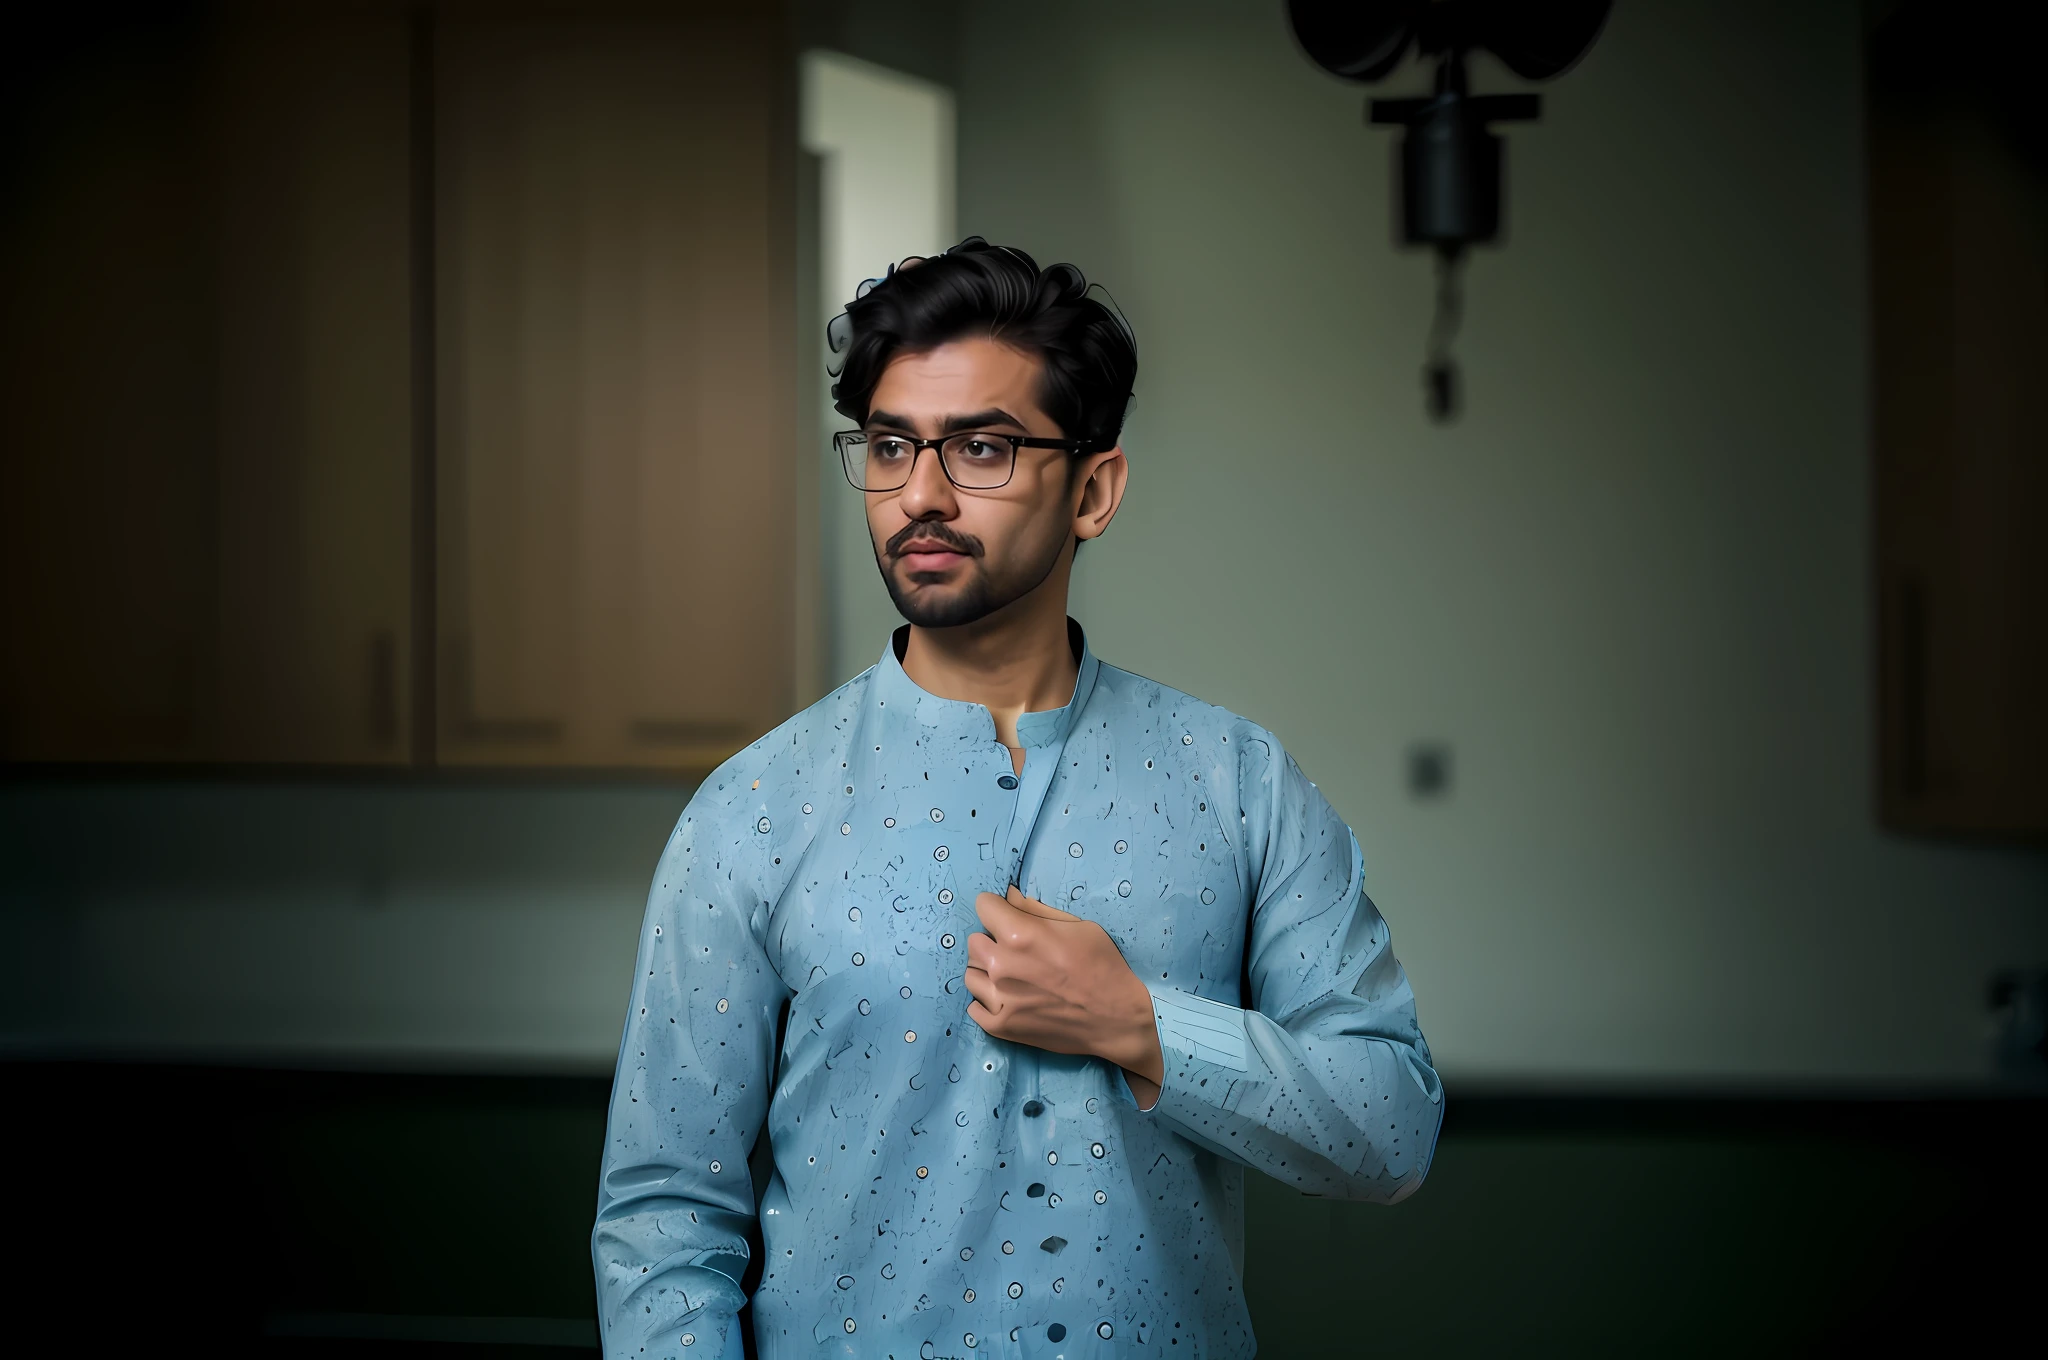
[875,516,1069,630]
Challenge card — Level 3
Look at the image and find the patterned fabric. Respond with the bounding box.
[594,625,1442,1359]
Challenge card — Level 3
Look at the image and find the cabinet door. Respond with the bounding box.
[0,10,413,766]
[1,19,216,761]
[209,12,416,764]
[1871,89,2048,835]
[436,10,796,771]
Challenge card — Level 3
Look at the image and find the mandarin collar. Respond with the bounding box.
[872,619,1100,751]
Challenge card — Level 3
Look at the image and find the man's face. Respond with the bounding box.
[862,336,1106,630]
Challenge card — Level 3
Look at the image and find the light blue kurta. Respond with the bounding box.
[594,626,1442,1360]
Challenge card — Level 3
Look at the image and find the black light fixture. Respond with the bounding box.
[1287,0,1610,422]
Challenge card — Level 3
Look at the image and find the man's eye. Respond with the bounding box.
[956,438,1010,461]
[871,439,913,460]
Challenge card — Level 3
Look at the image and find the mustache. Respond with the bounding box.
[885,519,984,559]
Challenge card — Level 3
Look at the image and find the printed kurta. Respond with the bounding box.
[594,626,1442,1359]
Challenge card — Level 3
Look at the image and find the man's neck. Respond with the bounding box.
[899,581,1079,758]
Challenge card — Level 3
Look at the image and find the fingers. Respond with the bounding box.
[965,998,999,1033]
[976,891,1042,944]
[1006,885,1082,922]
[1003,893,1081,925]
[983,886,1082,929]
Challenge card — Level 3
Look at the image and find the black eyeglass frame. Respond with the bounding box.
[833,428,1118,492]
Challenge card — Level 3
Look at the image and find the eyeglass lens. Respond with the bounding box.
[843,433,1017,490]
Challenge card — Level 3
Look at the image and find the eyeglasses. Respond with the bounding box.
[834,429,1114,492]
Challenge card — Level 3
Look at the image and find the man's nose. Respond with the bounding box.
[895,443,958,520]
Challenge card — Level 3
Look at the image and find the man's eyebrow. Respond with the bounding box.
[941,409,1027,434]
[864,408,1029,434]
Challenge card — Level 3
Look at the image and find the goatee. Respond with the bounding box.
[876,520,1068,630]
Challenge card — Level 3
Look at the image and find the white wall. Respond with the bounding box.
[800,50,957,684]
[939,0,2047,1084]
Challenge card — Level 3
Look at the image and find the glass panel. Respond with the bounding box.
[940,433,1016,487]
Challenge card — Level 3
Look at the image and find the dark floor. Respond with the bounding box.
[6,1063,2041,1357]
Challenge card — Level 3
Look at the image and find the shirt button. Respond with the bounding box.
[1022,1099,1044,1117]
[997,774,1019,790]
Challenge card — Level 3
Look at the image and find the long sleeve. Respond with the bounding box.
[1128,732,1444,1203]
[593,797,793,1360]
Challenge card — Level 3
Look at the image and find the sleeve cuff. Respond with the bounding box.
[1146,984,1251,1073]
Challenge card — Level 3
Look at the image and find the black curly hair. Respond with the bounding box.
[827,237,1137,447]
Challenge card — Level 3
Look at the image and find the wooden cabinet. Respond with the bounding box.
[1870,5,2048,837]
[210,12,417,764]
[1,17,216,761]
[435,11,795,769]
[1,9,414,765]
[1,4,797,774]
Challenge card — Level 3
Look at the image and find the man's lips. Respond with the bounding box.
[896,540,969,569]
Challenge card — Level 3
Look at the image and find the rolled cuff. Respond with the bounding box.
[1147,985,1250,1073]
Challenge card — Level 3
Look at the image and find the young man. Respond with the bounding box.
[593,239,1442,1360]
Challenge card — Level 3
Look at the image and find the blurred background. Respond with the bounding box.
[3,0,2044,1355]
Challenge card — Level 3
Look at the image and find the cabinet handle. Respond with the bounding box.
[1899,576,1927,799]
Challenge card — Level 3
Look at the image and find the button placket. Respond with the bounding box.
[984,744,1026,888]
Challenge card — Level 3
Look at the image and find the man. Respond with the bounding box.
[593,239,1442,1360]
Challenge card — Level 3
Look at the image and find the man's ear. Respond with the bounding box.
[1072,446,1127,544]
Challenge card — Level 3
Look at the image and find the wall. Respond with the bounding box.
[935,0,2047,1082]
[0,781,679,1071]
[5,0,2043,1087]
[799,49,957,684]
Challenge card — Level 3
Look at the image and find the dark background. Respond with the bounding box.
[6,0,2047,1355]
[11,1063,2043,1356]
